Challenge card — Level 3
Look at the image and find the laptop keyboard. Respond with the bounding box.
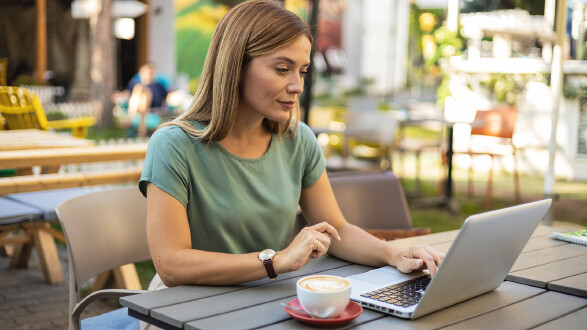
[359,275,431,308]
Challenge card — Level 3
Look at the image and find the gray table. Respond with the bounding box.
[0,197,62,283]
[121,225,587,329]
[4,186,94,221]
[0,197,42,225]
[1,187,97,284]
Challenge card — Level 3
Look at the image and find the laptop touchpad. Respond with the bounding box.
[348,266,426,286]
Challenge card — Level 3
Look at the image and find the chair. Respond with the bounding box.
[0,57,7,85]
[327,111,399,171]
[456,105,521,210]
[0,86,95,138]
[55,187,150,330]
[395,120,445,196]
[327,171,431,240]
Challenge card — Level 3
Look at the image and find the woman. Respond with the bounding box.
[140,0,444,289]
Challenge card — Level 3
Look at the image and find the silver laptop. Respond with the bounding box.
[347,199,552,319]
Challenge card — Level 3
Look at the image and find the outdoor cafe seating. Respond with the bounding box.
[0,86,95,138]
[327,170,431,240]
[55,186,149,330]
[453,105,521,210]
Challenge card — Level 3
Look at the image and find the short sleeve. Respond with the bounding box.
[139,126,190,207]
[298,122,326,188]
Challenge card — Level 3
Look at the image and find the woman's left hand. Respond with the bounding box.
[393,244,445,277]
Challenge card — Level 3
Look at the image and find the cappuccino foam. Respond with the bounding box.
[299,276,350,292]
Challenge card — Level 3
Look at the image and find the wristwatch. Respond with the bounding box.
[259,249,277,280]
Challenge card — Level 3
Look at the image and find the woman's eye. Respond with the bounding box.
[300,71,308,77]
[276,68,288,74]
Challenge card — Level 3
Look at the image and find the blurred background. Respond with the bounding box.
[1,0,586,228]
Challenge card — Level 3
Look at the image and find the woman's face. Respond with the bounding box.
[238,35,311,123]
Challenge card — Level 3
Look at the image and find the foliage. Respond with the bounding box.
[175,0,229,85]
[433,25,466,108]
[563,80,587,100]
[13,74,45,86]
[406,5,445,91]
[481,73,546,105]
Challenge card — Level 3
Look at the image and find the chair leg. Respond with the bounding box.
[92,270,115,292]
[113,263,142,290]
[485,156,494,210]
[91,265,142,291]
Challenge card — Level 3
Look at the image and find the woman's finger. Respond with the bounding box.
[310,222,341,241]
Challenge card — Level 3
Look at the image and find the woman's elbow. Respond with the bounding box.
[151,253,185,287]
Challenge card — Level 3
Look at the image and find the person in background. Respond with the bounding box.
[113,63,169,137]
[139,0,444,309]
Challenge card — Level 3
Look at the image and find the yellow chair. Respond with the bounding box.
[0,86,95,138]
[0,57,7,85]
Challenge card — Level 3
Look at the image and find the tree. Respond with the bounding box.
[89,0,115,127]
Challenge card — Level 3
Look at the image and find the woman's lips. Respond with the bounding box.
[278,101,294,110]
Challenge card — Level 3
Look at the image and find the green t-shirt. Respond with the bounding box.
[139,121,325,254]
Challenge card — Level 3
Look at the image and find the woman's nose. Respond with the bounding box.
[287,75,304,95]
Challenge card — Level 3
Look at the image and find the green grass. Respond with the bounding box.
[401,125,442,141]
[86,125,126,141]
[135,260,157,289]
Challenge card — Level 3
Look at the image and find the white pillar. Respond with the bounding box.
[148,0,175,82]
[341,0,363,90]
[446,0,459,32]
[361,0,408,95]
[543,0,556,62]
[544,0,567,224]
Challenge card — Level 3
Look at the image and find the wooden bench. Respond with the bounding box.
[0,143,147,194]
[0,143,148,287]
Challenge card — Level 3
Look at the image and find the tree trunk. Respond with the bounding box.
[89,0,115,128]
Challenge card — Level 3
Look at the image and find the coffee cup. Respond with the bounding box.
[296,275,351,319]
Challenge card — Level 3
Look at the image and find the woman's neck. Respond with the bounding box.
[218,118,272,159]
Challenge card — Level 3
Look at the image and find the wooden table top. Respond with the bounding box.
[0,129,95,151]
[121,225,587,329]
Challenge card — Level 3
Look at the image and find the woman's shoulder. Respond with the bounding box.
[286,120,312,137]
[287,120,316,143]
[151,124,186,140]
[150,122,203,146]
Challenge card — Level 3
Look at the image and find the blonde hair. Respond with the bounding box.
[162,0,313,141]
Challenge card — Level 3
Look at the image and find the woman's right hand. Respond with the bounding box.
[275,222,341,273]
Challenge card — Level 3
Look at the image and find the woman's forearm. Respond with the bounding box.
[153,248,291,287]
[328,223,400,267]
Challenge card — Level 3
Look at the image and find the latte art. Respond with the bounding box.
[299,276,350,292]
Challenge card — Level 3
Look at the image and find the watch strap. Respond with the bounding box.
[262,259,277,280]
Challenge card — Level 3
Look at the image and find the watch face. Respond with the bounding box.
[259,249,276,260]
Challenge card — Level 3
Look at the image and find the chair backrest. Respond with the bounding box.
[344,111,399,145]
[471,105,518,139]
[0,86,49,131]
[328,171,413,230]
[55,187,150,314]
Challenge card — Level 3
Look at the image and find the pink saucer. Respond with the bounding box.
[284,298,363,326]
